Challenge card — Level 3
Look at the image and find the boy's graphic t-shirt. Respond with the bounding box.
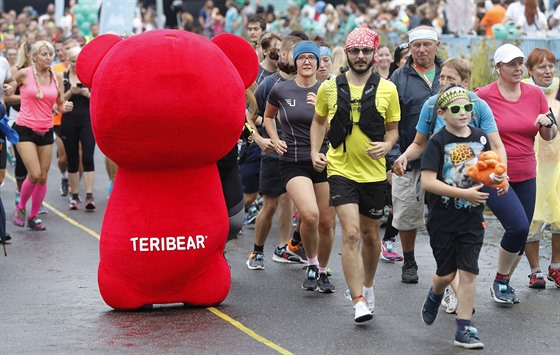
[421,127,491,232]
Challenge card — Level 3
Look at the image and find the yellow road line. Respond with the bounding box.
[6,172,289,353]
[207,307,293,355]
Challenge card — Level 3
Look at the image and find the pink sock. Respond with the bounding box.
[308,256,318,267]
[319,266,327,274]
[30,183,47,218]
[18,178,36,210]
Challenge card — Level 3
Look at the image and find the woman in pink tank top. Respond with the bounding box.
[9,40,73,231]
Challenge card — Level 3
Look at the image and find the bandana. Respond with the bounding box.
[344,28,380,64]
[408,29,438,44]
[437,86,470,109]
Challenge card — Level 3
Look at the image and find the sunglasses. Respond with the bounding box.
[398,43,409,50]
[444,103,474,115]
[347,47,374,56]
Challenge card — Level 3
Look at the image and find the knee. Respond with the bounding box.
[259,201,278,218]
[300,209,319,227]
[342,228,361,247]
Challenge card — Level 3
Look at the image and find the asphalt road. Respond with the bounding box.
[1,149,559,354]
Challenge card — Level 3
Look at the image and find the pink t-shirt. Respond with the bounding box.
[16,67,59,133]
[476,81,548,182]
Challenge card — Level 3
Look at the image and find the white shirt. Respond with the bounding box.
[505,1,525,24]
[0,57,11,105]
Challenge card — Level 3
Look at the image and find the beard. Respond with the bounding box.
[277,60,297,75]
[347,56,374,75]
[268,51,279,61]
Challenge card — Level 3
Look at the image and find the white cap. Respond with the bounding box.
[494,43,525,64]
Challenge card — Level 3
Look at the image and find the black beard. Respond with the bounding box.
[268,52,279,61]
[277,60,297,75]
[347,57,374,75]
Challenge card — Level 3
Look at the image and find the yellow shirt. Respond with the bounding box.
[315,73,400,183]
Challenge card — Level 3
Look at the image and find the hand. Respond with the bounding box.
[463,183,489,205]
[63,100,74,113]
[534,113,554,128]
[272,139,287,156]
[311,152,328,172]
[80,87,90,97]
[306,92,317,106]
[70,85,82,94]
[497,181,509,196]
[2,83,13,96]
[366,141,391,160]
[255,136,275,153]
[392,154,408,176]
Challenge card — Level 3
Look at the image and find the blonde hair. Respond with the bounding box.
[16,41,31,69]
[66,46,81,62]
[30,40,59,100]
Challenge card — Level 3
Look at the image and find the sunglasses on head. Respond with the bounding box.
[347,47,374,56]
[398,43,409,50]
[443,103,474,115]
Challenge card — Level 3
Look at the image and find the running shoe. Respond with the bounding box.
[548,265,560,288]
[272,244,301,263]
[69,199,79,210]
[302,265,318,291]
[345,287,375,312]
[401,260,419,283]
[292,211,299,227]
[27,216,46,231]
[528,270,546,289]
[246,251,264,270]
[441,286,458,314]
[317,272,335,293]
[38,204,48,215]
[243,205,259,226]
[454,326,484,349]
[421,289,440,325]
[380,239,404,262]
[85,197,96,212]
[60,178,69,197]
[490,279,516,304]
[287,240,307,263]
[354,300,373,323]
[13,207,25,227]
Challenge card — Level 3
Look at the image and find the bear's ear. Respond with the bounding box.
[76,34,122,88]
[212,34,258,89]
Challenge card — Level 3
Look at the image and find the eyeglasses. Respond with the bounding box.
[296,55,317,63]
[398,43,409,50]
[444,103,474,115]
[347,47,374,56]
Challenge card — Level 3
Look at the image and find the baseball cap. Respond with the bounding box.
[494,43,525,64]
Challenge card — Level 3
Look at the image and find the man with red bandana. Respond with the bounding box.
[310,28,400,322]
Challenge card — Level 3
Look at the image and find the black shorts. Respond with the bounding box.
[13,124,54,146]
[259,155,285,197]
[280,159,327,187]
[238,160,260,194]
[428,227,484,276]
[328,175,386,219]
[53,125,62,139]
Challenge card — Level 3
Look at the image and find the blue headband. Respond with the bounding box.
[319,46,332,58]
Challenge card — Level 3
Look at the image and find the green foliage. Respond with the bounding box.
[469,39,498,90]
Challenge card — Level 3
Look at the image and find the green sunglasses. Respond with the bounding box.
[443,103,474,115]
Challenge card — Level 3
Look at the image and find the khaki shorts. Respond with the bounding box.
[527,221,560,242]
[391,168,425,231]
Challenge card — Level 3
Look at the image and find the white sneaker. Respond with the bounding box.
[442,286,458,314]
[354,301,373,323]
[363,286,375,313]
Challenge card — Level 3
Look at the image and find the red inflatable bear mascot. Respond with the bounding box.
[76,30,257,310]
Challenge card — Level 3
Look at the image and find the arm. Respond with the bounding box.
[310,112,328,172]
[421,169,489,206]
[248,113,274,153]
[366,121,398,160]
[55,71,73,113]
[393,132,428,176]
[263,102,286,155]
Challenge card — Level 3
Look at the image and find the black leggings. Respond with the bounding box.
[61,124,96,173]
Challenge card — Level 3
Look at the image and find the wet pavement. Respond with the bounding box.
[1,150,559,354]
